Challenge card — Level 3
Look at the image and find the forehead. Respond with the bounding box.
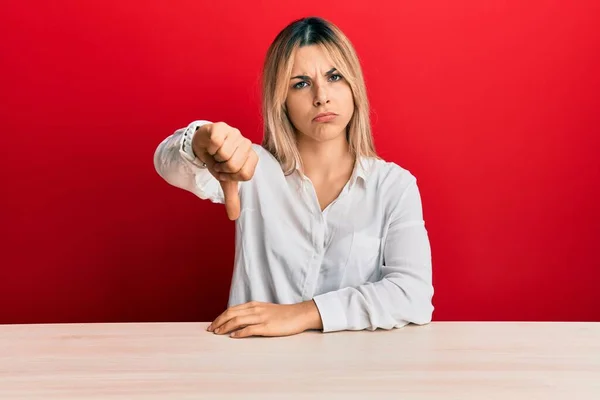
[290,45,335,73]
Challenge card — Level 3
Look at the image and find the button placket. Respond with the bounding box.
[300,177,327,300]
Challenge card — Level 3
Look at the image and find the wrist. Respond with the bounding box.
[296,300,323,331]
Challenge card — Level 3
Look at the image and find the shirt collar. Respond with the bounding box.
[353,157,371,183]
[295,156,372,186]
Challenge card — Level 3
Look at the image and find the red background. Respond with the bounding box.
[1,1,599,324]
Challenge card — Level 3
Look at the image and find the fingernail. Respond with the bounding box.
[207,325,212,331]
[230,332,237,337]
[214,328,220,334]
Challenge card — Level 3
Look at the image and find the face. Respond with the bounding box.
[285,45,354,143]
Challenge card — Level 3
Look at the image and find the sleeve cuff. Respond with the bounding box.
[312,291,348,333]
[179,120,212,167]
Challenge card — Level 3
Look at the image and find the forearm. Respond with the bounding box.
[313,274,434,332]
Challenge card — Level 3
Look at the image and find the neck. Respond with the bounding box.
[296,132,355,183]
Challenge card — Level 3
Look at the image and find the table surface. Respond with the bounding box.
[0,322,599,399]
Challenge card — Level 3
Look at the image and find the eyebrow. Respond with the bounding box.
[290,67,337,80]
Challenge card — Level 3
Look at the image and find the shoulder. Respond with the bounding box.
[364,158,425,220]
[364,157,418,194]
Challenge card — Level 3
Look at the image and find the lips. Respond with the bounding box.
[313,112,338,121]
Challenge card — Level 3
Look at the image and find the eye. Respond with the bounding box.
[293,81,309,89]
[292,74,343,90]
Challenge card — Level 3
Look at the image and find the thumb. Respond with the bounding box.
[220,180,241,221]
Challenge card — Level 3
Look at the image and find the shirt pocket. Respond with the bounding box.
[345,232,382,283]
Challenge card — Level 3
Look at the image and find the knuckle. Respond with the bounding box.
[217,148,232,162]
[229,160,243,173]
[210,132,225,151]
[239,169,252,181]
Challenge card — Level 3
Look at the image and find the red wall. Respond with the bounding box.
[2,1,599,324]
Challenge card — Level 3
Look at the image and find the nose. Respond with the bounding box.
[313,85,330,107]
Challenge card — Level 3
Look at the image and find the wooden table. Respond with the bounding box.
[0,322,598,399]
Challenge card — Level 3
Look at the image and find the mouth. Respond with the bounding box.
[313,112,338,122]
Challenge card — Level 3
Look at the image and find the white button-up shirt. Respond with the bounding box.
[154,120,434,333]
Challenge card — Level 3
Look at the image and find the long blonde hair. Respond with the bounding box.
[261,16,379,175]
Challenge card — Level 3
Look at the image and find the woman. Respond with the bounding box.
[154,16,434,338]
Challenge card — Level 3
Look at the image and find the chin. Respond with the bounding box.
[307,133,341,143]
[305,126,346,142]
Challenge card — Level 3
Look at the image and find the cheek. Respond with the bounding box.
[332,85,353,108]
[286,96,309,123]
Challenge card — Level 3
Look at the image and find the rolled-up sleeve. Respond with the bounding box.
[153,120,228,204]
[313,177,434,333]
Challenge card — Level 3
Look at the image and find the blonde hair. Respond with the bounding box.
[261,16,379,175]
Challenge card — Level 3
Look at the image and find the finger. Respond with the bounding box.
[214,138,251,173]
[213,134,242,163]
[204,126,229,156]
[215,315,263,335]
[220,180,240,221]
[216,150,258,182]
[230,324,264,338]
[208,307,255,332]
[208,301,258,330]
